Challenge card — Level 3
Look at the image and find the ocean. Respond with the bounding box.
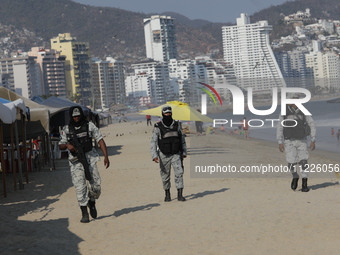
[125,98,340,154]
[208,98,340,154]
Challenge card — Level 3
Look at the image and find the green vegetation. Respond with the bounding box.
[0,0,339,61]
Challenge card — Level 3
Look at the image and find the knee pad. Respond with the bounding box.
[299,160,308,170]
[288,163,297,172]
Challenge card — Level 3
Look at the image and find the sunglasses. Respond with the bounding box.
[162,106,172,111]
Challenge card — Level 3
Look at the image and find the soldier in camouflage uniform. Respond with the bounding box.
[150,106,187,202]
[59,106,110,223]
[277,95,316,192]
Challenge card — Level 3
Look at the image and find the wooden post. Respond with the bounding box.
[10,123,16,191]
[46,133,54,171]
[21,113,29,183]
[14,121,24,190]
[41,134,47,167]
[0,122,7,197]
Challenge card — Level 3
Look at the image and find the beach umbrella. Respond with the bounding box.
[139,101,213,122]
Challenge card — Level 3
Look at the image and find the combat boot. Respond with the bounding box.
[289,164,299,190]
[291,178,299,190]
[164,189,171,202]
[290,173,299,190]
[177,188,186,201]
[301,178,309,192]
[88,200,97,218]
[80,206,90,223]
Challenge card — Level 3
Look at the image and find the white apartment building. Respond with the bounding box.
[322,53,340,92]
[0,55,41,98]
[128,61,174,105]
[222,13,286,93]
[168,59,197,104]
[284,8,311,23]
[320,19,334,34]
[144,15,177,62]
[275,50,311,89]
[28,47,67,98]
[125,73,151,107]
[205,59,237,103]
[193,57,237,104]
[91,57,125,110]
[106,57,126,106]
[0,73,10,90]
[305,51,340,93]
[0,58,15,91]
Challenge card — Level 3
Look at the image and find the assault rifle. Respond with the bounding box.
[179,122,185,172]
[71,133,92,181]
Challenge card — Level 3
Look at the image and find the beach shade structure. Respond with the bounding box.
[0,98,27,197]
[139,101,213,122]
[35,96,91,127]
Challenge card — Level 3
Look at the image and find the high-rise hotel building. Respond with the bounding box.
[0,55,41,99]
[274,50,310,89]
[144,15,177,62]
[50,33,92,106]
[222,13,286,92]
[128,61,172,105]
[91,57,125,110]
[28,47,67,98]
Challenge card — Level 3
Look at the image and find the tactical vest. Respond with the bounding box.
[67,122,93,152]
[156,121,182,155]
[283,106,308,140]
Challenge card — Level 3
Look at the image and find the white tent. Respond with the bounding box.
[0,87,51,133]
[0,98,26,197]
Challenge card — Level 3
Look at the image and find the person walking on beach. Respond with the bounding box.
[59,106,110,223]
[337,129,340,141]
[195,120,203,135]
[243,117,249,139]
[195,109,204,135]
[276,95,316,192]
[150,105,187,202]
[146,115,152,126]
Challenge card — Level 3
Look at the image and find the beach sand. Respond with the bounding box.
[1,119,340,255]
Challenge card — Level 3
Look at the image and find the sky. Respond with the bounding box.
[72,0,290,23]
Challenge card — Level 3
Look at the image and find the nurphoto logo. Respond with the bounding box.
[200,85,312,128]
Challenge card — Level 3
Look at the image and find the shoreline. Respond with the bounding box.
[2,120,340,254]
[206,94,340,114]
[185,124,340,163]
[122,114,340,157]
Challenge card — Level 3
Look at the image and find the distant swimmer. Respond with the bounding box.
[242,117,249,139]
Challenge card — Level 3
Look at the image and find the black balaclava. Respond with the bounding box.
[162,106,173,127]
[162,112,173,126]
[69,106,86,127]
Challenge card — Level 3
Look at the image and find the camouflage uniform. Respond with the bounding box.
[150,121,187,190]
[59,121,103,206]
[277,107,316,178]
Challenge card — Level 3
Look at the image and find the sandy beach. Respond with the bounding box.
[1,118,340,255]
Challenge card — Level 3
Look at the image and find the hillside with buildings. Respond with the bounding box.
[1,0,340,111]
[0,0,225,62]
[251,0,340,40]
[0,0,339,62]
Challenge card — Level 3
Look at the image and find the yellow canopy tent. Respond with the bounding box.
[139,101,213,122]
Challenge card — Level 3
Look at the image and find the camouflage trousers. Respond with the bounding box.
[70,157,101,206]
[159,151,184,190]
[284,139,309,178]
